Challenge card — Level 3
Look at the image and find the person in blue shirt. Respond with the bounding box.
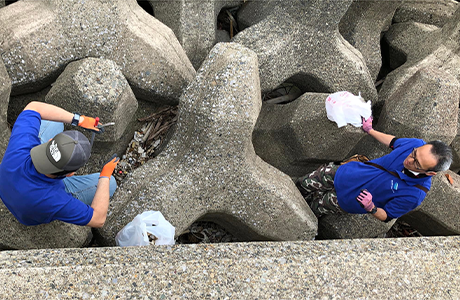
[0,101,120,227]
[296,117,453,222]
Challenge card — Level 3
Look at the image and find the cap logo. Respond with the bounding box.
[49,140,61,162]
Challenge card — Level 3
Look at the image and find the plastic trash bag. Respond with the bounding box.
[325,91,372,128]
[115,211,175,247]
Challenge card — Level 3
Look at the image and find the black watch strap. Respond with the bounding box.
[71,113,80,126]
[368,207,378,214]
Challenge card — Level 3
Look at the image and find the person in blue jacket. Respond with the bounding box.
[296,117,452,222]
[0,101,120,228]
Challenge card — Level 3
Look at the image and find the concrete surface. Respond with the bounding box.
[0,237,458,298]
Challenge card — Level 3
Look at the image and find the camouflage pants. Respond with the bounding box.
[296,162,345,218]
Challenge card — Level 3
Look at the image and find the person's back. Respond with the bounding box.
[0,110,93,225]
[0,102,120,228]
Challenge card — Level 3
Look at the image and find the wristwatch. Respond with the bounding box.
[71,113,80,126]
[368,206,378,214]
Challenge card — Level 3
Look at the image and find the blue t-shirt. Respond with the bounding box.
[334,138,430,219]
[0,110,94,226]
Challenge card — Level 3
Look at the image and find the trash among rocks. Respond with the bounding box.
[115,211,175,247]
[177,221,239,244]
[114,106,178,183]
[325,91,372,128]
[385,220,423,238]
[262,83,302,104]
[446,173,454,185]
[217,5,242,38]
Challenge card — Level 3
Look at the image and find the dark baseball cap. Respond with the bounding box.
[30,130,91,174]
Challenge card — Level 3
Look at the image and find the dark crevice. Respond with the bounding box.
[262,73,331,105]
[217,5,242,39]
[137,0,154,17]
[5,0,19,5]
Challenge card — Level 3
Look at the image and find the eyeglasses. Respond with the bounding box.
[409,148,427,171]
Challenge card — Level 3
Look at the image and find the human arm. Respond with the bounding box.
[23,101,100,132]
[86,177,111,228]
[86,155,119,228]
[361,117,395,148]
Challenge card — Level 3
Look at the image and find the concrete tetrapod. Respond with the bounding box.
[233,0,377,103]
[0,59,11,161]
[0,0,195,104]
[150,0,240,70]
[97,42,317,245]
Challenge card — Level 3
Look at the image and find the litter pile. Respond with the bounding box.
[113,106,178,183]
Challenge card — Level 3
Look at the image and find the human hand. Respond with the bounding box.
[356,189,375,212]
[99,154,120,179]
[79,116,101,133]
[361,116,373,134]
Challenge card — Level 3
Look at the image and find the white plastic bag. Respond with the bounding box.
[325,91,372,128]
[115,211,175,247]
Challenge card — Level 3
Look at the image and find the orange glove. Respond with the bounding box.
[99,154,120,179]
[79,116,100,132]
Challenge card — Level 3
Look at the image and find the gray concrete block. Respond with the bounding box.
[377,67,460,145]
[393,0,458,27]
[97,42,317,246]
[318,213,396,239]
[0,237,459,298]
[0,201,92,250]
[0,59,11,161]
[233,0,378,104]
[0,0,195,104]
[150,0,241,69]
[45,58,138,142]
[379,8,460,109]
[339,0,404,81]
[237,0,277,30]
[384,21,441,70]
[253,92,365,177]
[401,170,460,236]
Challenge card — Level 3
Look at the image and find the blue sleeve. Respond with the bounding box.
[53,195,94,226]
[392,138,426,151]
[383,195,421,219]
[5,110,41,155]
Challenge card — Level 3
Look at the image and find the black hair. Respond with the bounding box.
[427,140,452,172]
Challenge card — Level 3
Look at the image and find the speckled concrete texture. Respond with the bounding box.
[339,0,403,81]
[253,92,364,177]
[236,0,277,30]
[150,0,240,70]
[232,0,377,103]
[0,59,11,161]
[379,8,460,109]
[402,170,460,236]
[393,0,458,27]
[318,213,396,239]
[384,21,441,70]
[45,57,138,142]
[97,43,317,245]
[0,200,91,250]
[377,67,459,144]
[0,237,459,298]
[0,0,195,104]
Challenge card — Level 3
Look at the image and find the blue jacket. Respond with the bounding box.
[0,110,93,226]
[334,138,430,219]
